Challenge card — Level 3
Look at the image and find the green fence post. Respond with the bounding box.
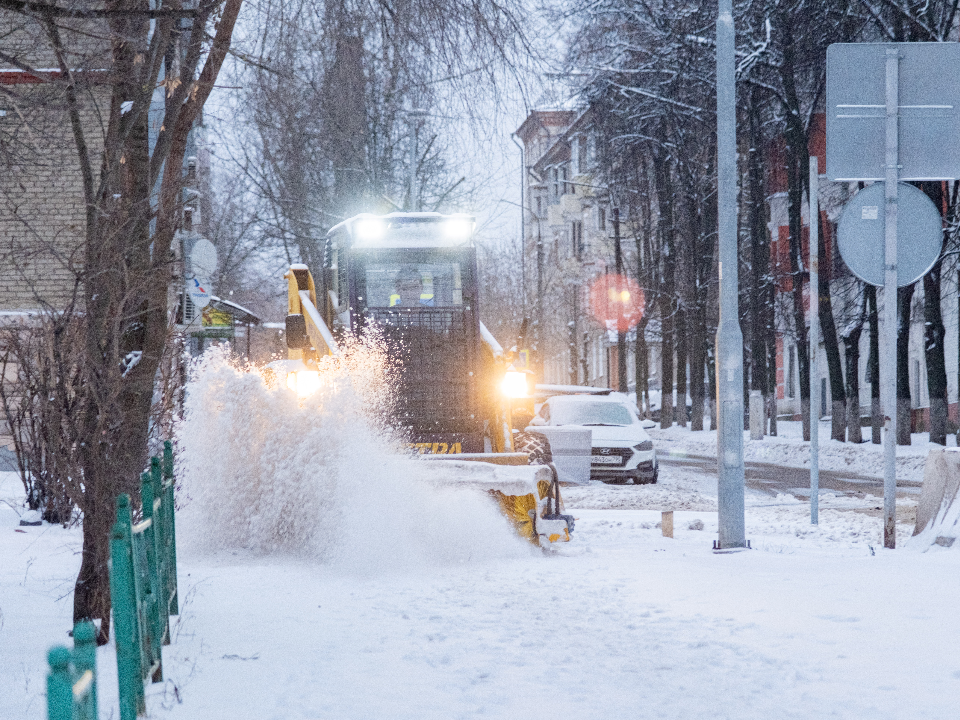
[162,440,179,616]
[148,457,170,646]
[72,621,98,720]
[139,470,163,683]
[110,494,145,720]
[46,646,73,720]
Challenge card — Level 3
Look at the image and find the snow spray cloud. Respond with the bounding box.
[175,343,528,570]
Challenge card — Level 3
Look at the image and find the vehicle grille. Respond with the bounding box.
[364,307,478,434]
[591,447,632,466]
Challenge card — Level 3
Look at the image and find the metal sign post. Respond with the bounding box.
[827,42,960,549]
[808,156,820,525]
[881,48,899,549]
[714,0,746,550]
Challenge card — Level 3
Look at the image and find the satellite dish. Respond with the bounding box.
[187,276,211,309]
[189,237,218,280]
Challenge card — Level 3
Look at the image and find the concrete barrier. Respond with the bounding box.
[913,447,960,548]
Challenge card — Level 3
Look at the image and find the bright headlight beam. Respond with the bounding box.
[287,370,321,398]
[501,371,528,398]
[354,217,386,244]
[443,218,473,242]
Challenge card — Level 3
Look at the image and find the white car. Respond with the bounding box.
[531,394,658,484]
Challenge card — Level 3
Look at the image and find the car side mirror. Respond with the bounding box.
[640,419,656,429]
[528,415,546,426]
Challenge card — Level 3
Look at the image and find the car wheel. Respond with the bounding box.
[514,430,552,465]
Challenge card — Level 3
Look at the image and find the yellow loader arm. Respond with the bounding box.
[286,264,339,362]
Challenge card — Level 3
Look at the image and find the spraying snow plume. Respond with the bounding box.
[175,344,528,570]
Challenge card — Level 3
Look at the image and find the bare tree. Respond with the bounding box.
[0,0,243,642]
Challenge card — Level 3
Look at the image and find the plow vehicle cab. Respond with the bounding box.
[283,212,573,545]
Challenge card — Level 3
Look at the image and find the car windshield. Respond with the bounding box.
[551,401,633,426]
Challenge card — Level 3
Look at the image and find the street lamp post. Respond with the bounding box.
[715,0,747,549]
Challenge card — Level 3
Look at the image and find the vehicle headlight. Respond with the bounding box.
[633,440,653,452]
[286,370,321,398]
[353,216,386,243]
[443,216,474,243]
[501,371,529,398]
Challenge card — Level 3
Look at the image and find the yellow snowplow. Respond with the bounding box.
[280,212,573,546]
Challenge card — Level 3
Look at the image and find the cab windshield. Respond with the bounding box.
[364,262,463,308]
[551,401,633,426]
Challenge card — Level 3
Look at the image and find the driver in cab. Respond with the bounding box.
[390,266,434,307]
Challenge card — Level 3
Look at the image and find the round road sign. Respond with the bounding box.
[836,182,943,287]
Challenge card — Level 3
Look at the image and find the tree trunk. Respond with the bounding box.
[767,336,778,436]
[675,305,687,427]
[778,11,811,440]
[814,210,847,441]
[748,86,770,437]
[866,285,882,443]
[897,284,915,445]
[72,495,113,645]
[707,344,717,431]
[786,161,810,441]
[653,151,676,428]
[844,322,863,443]
[635,317,650,417]
[689,307,706,431]
[923,263,948,444]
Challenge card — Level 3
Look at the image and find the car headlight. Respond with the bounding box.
[633,440,653,452]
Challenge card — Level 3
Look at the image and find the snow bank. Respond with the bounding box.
[910,447,960,550]
[175,346,528,572]
[649,420,932,482]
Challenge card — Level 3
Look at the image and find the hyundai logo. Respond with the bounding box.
[599,447,613,455]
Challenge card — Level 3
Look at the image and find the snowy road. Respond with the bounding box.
[4,460,959,720]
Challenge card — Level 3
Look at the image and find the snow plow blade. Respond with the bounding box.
[420,452,529,466]
[418,460,574,545]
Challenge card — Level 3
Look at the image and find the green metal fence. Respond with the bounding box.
[109,440,180,720]
[46,441,179,720]
[46,621,98,720]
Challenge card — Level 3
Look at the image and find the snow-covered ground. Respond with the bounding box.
[2,356,958,719]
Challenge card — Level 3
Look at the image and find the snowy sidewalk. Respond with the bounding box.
[4,465,959,720]
[648,420,938,483]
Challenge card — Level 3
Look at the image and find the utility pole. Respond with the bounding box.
[715,0,747,550]
[613,208,628,393]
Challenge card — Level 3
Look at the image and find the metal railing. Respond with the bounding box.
[46,441,180,720]
[109,440,180,720]
[46,621,98,720]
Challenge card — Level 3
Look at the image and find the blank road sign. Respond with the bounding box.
[836,182,943,287]
[826,43,960,181]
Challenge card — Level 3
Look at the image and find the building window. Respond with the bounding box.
[562,164,571,195]
[535,195,542,218]
[598,206,606,231]
[551,167,560,201]
[578,135,588,174]
[572,220,584,259]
